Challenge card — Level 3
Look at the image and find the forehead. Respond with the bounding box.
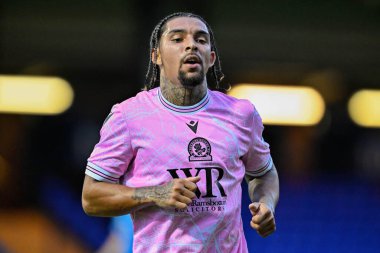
[163,16,209,35]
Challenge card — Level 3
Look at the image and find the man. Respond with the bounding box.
[82,12,279,253]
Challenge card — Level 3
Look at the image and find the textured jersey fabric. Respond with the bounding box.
[86,87,272,253]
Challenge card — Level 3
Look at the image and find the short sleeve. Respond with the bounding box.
[242,106,273,177]
[86,104,133,183]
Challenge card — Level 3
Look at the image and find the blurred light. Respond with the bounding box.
[348,89,380,128]
[228,84,325,126]
[0,75,74,115]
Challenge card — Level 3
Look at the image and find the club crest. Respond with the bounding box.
[188,137,212,162]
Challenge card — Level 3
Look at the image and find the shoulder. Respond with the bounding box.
[118,88,157,108]
[112,88,158,116]
[209,89,257,117]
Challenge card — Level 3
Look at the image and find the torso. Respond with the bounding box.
[119,88,254,253]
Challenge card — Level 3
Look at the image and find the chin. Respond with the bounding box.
[178,70,205,87]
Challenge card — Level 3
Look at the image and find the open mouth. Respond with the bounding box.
[183,55,202,68]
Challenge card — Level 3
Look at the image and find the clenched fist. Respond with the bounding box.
[249,202,276,237]
[132,176,201,210]
[154,176,200,209]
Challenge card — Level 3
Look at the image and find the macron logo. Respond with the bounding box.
[186,120,198,134]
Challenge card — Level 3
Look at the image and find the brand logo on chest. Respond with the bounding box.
[186,120,198,134]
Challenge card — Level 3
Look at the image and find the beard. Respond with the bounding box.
[178,68,205,87]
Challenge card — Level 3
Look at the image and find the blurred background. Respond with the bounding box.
[0,0,380,252]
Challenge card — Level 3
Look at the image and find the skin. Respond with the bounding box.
[82,16,279,238]
[82,175,200,216]
[246,166,279,237]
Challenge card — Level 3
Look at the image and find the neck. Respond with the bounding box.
[160,76,207,106]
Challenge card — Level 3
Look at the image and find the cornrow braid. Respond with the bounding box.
[144,12,228,92]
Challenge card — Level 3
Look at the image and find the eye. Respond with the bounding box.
[197,37,208,44]
[171,37,183,43]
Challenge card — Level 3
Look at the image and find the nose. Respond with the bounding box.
[185,37,198,51]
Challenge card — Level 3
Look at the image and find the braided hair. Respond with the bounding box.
[144,12,227,91]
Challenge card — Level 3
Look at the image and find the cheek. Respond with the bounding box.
[162,58,180,76]
[202,47,213,67]
[161,47,181,69]
[203,55,212,70]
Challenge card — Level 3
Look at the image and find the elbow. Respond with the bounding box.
[82,176,102,216]
[81,196,92,216]
[82,201,91,216]
[81,193,97,216]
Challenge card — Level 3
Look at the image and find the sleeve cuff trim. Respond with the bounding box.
[85,169,118,183]
[86,162,120,183]
[245,156,273,177]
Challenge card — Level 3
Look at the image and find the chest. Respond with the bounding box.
[128,111,250,165]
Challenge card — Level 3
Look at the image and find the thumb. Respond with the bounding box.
[187,176,201,183]
[249,202,260,215]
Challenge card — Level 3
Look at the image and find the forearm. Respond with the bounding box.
[246,164,279,213]
[82,175,159,217]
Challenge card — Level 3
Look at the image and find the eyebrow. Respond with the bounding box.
[165,29,210,36]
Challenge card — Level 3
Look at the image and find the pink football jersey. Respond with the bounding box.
[86,87,272,253]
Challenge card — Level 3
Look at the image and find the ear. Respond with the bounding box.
[151,48,162,65]
[209,51,216,68]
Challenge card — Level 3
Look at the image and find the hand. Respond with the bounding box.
[153,176,200,209]
[249,202,276,237]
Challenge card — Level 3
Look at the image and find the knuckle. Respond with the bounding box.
[177,203,186,209]
[173,187,182,193]
[173,179,183,186]
[176,178,185,183]
[168,199,175,206]
[172,184,181,191]
[250,222,259,230]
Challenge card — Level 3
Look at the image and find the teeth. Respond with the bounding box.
[185,56,200,64]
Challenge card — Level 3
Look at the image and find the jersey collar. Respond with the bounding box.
[158,88,210,113]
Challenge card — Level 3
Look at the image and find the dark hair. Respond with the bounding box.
[144,12,227,91]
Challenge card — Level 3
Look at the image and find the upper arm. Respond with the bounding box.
[245,162,279,212]
[81,174,130,216]
[86,104,134,183]
[82,175,100,203]
[82,174,97,192]
[245,162,277,183]
[242,105,272,177]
